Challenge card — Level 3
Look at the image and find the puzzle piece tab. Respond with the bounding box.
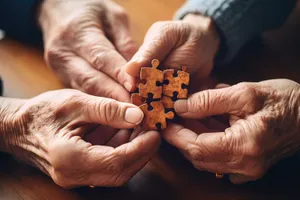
[139,59,163,99]
[163,67,190,99]
[139,101,174,131]
[131,93,146,106]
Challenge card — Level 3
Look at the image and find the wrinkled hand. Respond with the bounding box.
[38,0,137,101]
[125,14,220,89]
[0,90,160,188]
[163,79,300,184]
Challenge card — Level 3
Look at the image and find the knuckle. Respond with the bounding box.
[186,144,204,161]
[44,46,63,65]
[90,49,112,71]
[189,90,211,112]
[99,99,121,123]
[118,37,136,52]
[235,82,254,93]
[234,82,262,112]
[82,76,99,95]
[114,8,128,20]
[219,129,235,155]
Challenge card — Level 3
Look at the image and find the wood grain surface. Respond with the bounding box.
[0,0,300,199]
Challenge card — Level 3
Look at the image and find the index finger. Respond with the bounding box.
[75,28,135,92]
[124,21,178,79]
[162,123,232,162]
[87,130,161,172]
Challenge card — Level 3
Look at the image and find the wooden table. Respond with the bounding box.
[1,0,300,199]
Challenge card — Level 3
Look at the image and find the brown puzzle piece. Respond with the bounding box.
[139,59,163,99]
[163,68,190,99]
[162,96,174,109]
[139,101,174,131]
[131,93,146,106]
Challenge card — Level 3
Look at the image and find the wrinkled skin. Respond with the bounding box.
[125,14,220,90]
[39,0,137,101]
[163,79,300,184]
[0,90,160,188]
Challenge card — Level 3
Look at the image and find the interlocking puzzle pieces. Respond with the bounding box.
[163,67,190,101]
[131,94,174,131]
[131,59,190,131]
[162,96,174,109]
[139,101,174,131]
[139,59,163,99]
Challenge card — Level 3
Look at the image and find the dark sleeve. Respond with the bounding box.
[175,0,297,65]
[0,0,43,46]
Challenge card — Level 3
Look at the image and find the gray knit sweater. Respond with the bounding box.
[175,0,296,65]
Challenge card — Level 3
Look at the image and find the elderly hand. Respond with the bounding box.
[163,79,300,184]
[38,0,137,102]
[0,90,160,188]
[125,14,220,88]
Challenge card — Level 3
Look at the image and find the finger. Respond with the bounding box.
[162,124,233,162]
[113,130,161,164]
[75,27,135,91]
[106,129,131,148]
[87,131,160,172]
[105,2,138,60]
[80,96,144,129]
[175,83,260,119]
[54,54,131,102]
[124,21,178,78]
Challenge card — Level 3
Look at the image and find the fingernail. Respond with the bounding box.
[174,100,188,113]
[125,108,144,124]
[124,82,133,91]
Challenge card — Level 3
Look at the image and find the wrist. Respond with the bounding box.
[0,98,27,154]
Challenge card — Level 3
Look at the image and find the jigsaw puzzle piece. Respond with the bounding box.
[162,96,174,109]
[131,93,146,106]
[139,59,163,99]
[139,101,174,131]
[163,68,190,99]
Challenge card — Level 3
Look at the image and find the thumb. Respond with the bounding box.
[124,21,178,78]
[81,95,144,129]
[175,83,259,119]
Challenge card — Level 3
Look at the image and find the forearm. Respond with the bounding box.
[0,97,26,153]
[175,0,296,65]
[0,0,43,45]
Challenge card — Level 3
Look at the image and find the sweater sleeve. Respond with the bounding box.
[174,0,296,65]
[0,0,43,46]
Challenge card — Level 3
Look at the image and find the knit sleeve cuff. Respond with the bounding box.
[174,0,296,65]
